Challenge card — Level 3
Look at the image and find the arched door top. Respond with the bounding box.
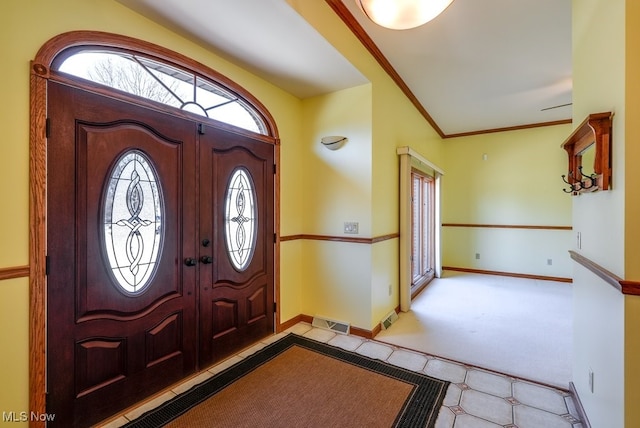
[32,30,279,139]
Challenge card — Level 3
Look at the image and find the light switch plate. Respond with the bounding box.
[344,222,359,234]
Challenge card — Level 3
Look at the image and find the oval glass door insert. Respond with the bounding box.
[225,167,257,271]
[103,150,164,294]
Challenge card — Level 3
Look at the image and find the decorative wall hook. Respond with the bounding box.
[561,112,613,192]
[561,172,575,193]
[561,166,597,194]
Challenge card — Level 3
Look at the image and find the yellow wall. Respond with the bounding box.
[301,85,373,236]
[624,295,640,427]
[297,84,375,328]
[368,75,444,327]
[442,126,572,225]
[370,81,444,237]
[625,0,640,279]
[277,92,305,325]
[441,124,573,278]
[289,0,448,241]
[371,238,400,325]
[301,241,373,327]
[287,0,448,329]
[0,278,29,423]
[625,1,640,426]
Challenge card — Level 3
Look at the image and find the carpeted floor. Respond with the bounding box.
[376,271,572,388]
[124,334,449,428]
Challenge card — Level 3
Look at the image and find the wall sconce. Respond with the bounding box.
[356,0,454,30]
[320,136,347,151]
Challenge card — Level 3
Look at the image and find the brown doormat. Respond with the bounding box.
[124,334,449,428]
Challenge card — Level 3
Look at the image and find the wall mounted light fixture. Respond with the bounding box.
[356,0,454,30]
[320,136,347,150]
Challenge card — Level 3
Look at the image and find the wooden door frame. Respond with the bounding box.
[29,31,281,428]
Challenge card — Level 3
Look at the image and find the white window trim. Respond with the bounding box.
[397,146,444,312]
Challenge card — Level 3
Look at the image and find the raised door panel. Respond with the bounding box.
[77,123,184,318]
[75,339,127,398]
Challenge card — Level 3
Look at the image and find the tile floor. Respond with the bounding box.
[99,322,583,428]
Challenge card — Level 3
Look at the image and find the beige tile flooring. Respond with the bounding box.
[99,322,583,428]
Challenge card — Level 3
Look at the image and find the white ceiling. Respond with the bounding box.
[117,0,572,137]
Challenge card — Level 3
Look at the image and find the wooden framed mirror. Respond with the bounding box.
[561,112,613,194]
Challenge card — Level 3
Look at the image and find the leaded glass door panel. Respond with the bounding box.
[198,125,275,367]
[47,82,197,427]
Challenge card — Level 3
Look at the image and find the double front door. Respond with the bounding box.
[46,82,275,427]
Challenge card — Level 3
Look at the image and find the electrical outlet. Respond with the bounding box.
[475,253,480,260]
[388,284,392,296]
[344,222,359,234]
[577,232,582,249]
[547,259,553,266]
[589,368,594,393]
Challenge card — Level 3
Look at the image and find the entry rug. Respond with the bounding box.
[124,334,450,428]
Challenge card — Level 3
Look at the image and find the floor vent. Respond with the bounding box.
[312,316,350,334]
[381,310,399,330]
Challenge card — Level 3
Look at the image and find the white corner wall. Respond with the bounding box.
[571,0,627,425]
[572,265,625,428]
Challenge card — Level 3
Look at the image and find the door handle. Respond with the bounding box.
[200,256,213,264]
[184,257,197,267]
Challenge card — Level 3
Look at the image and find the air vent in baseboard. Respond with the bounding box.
[312,316,350,334]
[380,310,399,330]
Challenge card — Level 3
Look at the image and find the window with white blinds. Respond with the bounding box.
[411,170,435,287]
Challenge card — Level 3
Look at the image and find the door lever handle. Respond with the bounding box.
[200,256,213,264]
[184,257,197,267]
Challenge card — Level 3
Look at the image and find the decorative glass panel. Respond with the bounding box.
[57,49,267,135]
[224,168,257,271]
[103,150,164,294]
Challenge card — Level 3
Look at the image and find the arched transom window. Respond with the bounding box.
[54,48,268,135]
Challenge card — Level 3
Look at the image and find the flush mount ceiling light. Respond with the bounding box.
[356,0,454,30]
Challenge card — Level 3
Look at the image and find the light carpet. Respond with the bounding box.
[376,271,572,388]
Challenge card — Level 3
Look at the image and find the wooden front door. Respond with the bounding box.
[46,82,275,427]
[198,125,275,367]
